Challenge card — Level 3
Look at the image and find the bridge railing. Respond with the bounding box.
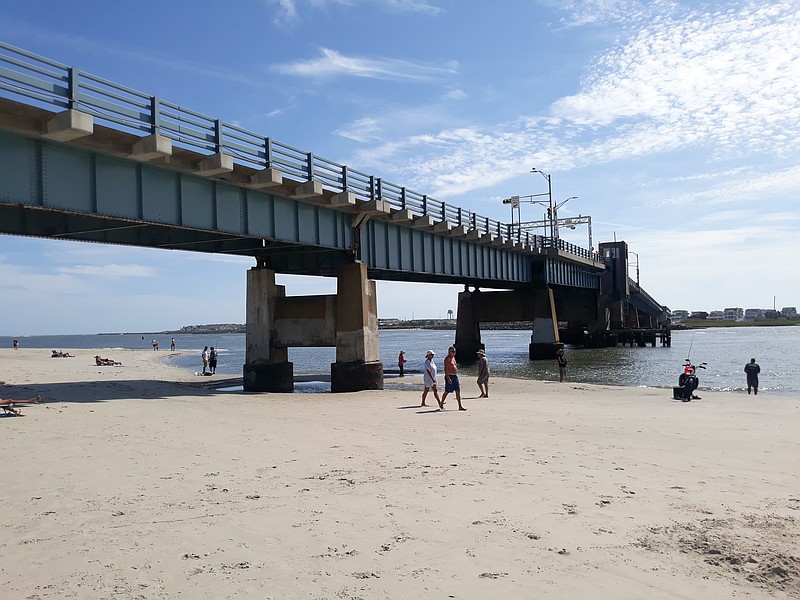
[0,41,598,258]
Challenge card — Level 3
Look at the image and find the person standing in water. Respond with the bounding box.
[556,348,568,382]
[744,358,761,395]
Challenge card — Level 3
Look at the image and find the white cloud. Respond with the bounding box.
[334,117,382,142]
[552,2,800,151]
[272,47,458,82]
[442,88,467,100]
[58,264,158,278]
[545,0,652,27]
[264,0,441,23]
[347,2,800,201]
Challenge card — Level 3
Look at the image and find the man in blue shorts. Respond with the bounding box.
[440,346,466,411]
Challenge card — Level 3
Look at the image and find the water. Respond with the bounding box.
[2,327,798,396]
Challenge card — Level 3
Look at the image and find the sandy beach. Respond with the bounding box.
[1,347,798,599]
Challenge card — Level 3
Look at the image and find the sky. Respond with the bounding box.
[1,0,799,335]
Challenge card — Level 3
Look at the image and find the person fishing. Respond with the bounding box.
[744,358,761,395]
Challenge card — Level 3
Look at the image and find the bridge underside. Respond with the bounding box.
[0,202,351,272]
[0,120,541,288]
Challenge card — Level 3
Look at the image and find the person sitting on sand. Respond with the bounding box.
[1,395,41,416]
[95,355,122,366]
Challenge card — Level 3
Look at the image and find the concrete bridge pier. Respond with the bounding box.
[243,263,383,393]
[330,262,383,393]
[243,267,293,392]
[529,288,564,360]
[453,287,485,365]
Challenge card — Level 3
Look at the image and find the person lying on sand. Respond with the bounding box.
[51,350,75,358]
[94,355,122,366]
[1,395,42,416]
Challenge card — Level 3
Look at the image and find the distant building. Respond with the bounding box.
[723,307,743,321]
[671,309,689,323]
[781,307,797,318]
[708,310,724,321]
[764,309,781,319]
[744,308,763,321]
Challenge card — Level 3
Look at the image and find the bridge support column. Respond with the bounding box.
[529,288,564,360]
[331,262,383,393]
[608,301,625,330]
[243,267,293,392]
[626,304,641,328]
[454,288,484,364]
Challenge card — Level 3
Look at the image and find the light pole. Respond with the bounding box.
[553,196,577,239]
[630,251,640,286]
[502,193,550,240]
[530,168,553,238]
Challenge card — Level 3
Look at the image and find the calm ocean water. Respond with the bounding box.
[2,327,798,396]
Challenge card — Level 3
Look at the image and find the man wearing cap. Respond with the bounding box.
[476,349,490,398]
[421,350,441,408]
[441,346,466,411]
[398,350,407,377]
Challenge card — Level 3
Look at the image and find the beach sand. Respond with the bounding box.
[1,348,798,599]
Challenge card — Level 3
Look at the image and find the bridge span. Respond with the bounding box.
[0,42,669,391]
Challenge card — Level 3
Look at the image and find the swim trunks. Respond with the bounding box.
[444,374,460,393]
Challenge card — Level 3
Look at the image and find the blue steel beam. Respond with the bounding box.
[0,41,610,290]
[0,128,543,286]
[0,41,603,266]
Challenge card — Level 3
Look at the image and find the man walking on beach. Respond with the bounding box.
[421,350,441,408]
[441,346,465,411]
[556,348,567,382]
[476,349,490,398]
[398,350,407,377]
[744,358,761,395]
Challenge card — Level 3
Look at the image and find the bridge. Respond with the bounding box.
[0,42,669,391]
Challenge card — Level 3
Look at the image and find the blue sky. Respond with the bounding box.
[1,0,799,335]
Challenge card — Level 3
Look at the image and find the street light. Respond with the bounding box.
[530,168,553,237]
[553,196,577,238]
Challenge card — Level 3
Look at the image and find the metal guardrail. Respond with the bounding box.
[0,41,599,260]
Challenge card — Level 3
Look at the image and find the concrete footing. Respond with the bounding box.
[454,340,485,363]
[243,362,294,392]
[331,361,384,393]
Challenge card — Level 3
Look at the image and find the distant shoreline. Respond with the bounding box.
[97,319,799,337]
[674,319,799,329]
